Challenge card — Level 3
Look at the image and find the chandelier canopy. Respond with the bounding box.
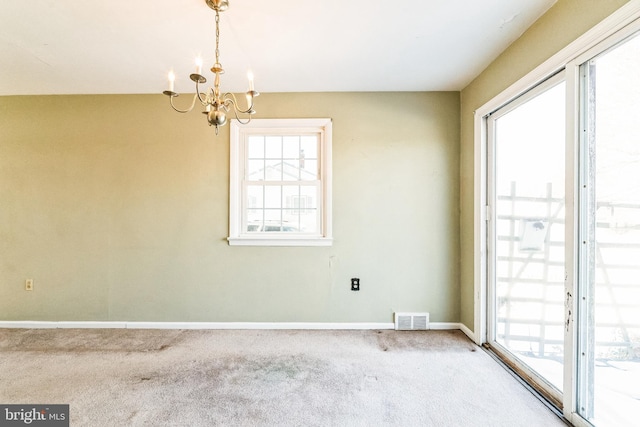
[163,0,258,134]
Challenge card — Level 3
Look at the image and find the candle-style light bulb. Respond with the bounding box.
[195,57,203,75]
[168,71,176,92]
[247,70,254,91]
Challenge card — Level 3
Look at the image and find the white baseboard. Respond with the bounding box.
[127,322,396,330]
[429,322,460,330]
[0,320,468,331]
[0,321,394,330]
[58,321,127,329]
[0,321,60,329]
[458,323,475,341]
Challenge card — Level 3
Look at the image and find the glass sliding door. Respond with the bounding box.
[481,10,640,425]
[487,74,566,403]
[577,31,640,427]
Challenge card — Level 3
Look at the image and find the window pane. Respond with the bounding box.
[247,186,264,209]
[579,32,640,427]
[265,136,282,158]
[301,160,318,180]
[281,216,300,232]
[300,186,318,210]
[263,209,281,231]
[492,79,566,393]
[282,186,300,231]
[264,186,281,209]
[300,208,317,233]
[282,161,301,181]
[282,136,300,158]
[299,186,318,232]
[265,160,282,181]
[301,135,318,159]
[247,160,264,180]
[248,136,264,158]
[246,209,263,232]
[283,186,300,208]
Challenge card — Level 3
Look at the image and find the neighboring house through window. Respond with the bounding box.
[228,118,332,246]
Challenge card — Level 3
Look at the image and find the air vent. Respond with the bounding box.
[394,312,430,331]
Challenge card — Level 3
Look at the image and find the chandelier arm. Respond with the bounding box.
[169,93,200,114]
[196,80,207,105]
[223,92,254,114]
[195,80,209,105]
[231,108,252,125]
[224,98,252,125]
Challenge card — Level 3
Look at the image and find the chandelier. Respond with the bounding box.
[162,0,258,134]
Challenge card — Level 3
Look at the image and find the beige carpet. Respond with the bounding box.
[0,329,566,426]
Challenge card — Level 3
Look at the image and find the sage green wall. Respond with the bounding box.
[1,92,460,323]
[459,0,630,329]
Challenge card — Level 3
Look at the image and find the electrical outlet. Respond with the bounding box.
[351,278,360,291]
[25,279,34,291]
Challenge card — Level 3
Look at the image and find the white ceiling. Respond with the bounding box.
[0,0,556,96]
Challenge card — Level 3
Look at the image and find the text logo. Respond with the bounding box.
[0,405,69,427]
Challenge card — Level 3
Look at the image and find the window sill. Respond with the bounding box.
[227,236,333,247]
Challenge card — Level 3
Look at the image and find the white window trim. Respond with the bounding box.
[228,118,333,247]
[473,2,640,425]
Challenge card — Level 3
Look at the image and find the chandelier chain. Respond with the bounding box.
[215,10,220,65]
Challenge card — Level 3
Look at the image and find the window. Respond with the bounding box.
[228,118,332,246]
